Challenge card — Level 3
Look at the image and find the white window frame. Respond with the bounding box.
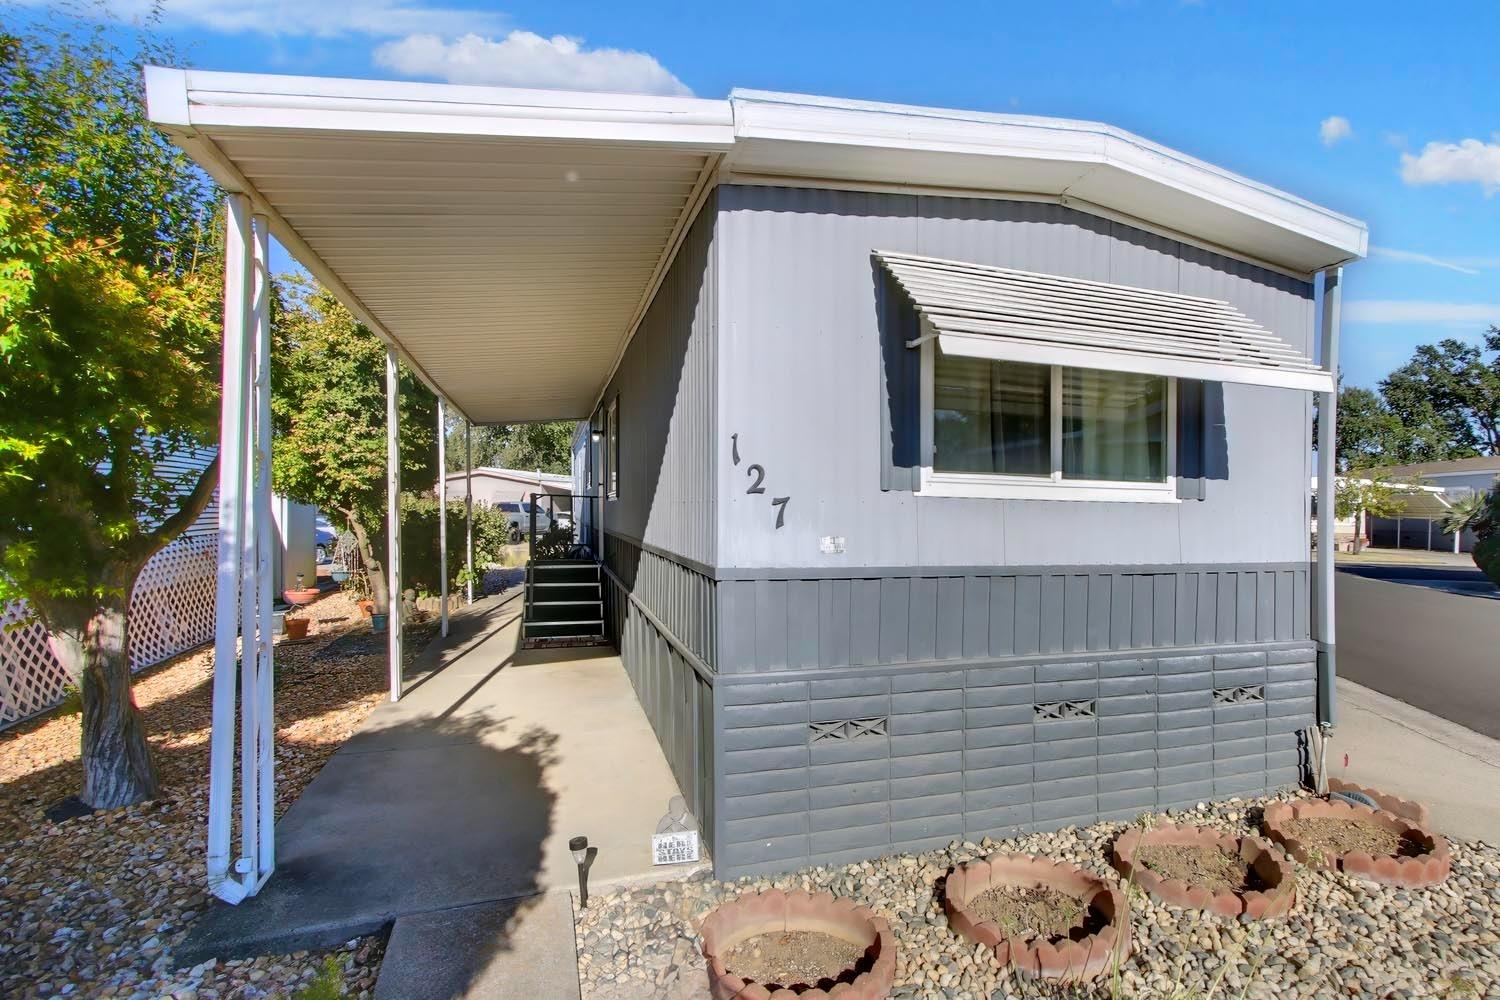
[917,339,1179,503]
[605,395,619,500]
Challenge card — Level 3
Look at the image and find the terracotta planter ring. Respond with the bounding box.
[1111,823,1296,920]
[1261,799,1451,888]
[943,854,1129,984]
[1326,779,1432,827]
[698,889,897,1000]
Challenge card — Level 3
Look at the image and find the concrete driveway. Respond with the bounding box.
[181,590,692,972]
[1336,563,1500,739]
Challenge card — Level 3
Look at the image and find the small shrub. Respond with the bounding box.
[294,956,344,1000]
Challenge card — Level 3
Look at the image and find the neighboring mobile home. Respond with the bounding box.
[146,72,1364,891]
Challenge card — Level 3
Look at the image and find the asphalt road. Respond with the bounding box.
[1336,564,1500,739]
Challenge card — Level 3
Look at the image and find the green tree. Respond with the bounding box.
[1334,386,1402,472]
[1380,331,1500,460]
[0,16,221,808]
[271,276,436,613]
[443,420,575,474]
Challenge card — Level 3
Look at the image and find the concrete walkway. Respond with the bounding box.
[181,591,691,997]
[1331,677,1500,843]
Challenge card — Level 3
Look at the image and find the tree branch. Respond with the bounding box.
[130,455,219,566]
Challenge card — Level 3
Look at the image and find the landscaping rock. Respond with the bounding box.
[575,792,1500,1000]
[0,591,414,999]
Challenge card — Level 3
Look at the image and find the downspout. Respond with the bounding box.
[1313,267,1342,789]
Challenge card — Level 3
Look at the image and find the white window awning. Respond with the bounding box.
[879,251,1334,393]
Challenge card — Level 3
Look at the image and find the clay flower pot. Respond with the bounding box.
[283,587,320,606]
[357,599,374,618]
[1111,823,1296,920]
[282,617,310,640]
[944,854,1129,983]
[1261,799,1451,888]
[698,889,896,999]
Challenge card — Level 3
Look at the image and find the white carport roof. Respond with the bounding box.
[145,68,1366,424]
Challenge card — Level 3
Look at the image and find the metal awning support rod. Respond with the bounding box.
[438,396,449,638]
[207,193,252,905]
[207,197,276,904]
[249,215,276,890]
[1314,267,1341,730]
[464,422,473,604]
[387,346,404,701]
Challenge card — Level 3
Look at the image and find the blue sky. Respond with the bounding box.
[18,0,1499,388]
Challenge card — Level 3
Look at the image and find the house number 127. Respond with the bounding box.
[731,433,789,529]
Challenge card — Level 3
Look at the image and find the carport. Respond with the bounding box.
[145,67,733,903]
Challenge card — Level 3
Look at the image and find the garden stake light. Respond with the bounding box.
[570,835,590,908]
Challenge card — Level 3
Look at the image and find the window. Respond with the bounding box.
[606,396,619,500]
[922,345,1175,502]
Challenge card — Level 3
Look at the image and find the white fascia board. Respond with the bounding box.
[147,66,736,148]
[727,89,1367,271]
[933,331,1335,394]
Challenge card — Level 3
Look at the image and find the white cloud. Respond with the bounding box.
[373,31,690,95]
[17,0,506,38]
[1368,246,1480,276]
[1400,135,1500,195]
[1319,115,1352,147]
[1344,300,1500,326]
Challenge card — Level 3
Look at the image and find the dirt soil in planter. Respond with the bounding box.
[965,885,1103,941]
[1135,842,1269,894]
[1280,816,1427,860]
[722,930,869,989]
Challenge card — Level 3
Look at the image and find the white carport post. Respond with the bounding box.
[386,346,404,702]
[249,214,276,887]
[465,423,474,604]
[438,396,449,637]
[207,197,276,904]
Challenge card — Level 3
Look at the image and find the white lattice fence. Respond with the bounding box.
[0,531,219,730]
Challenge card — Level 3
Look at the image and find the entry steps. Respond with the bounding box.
[521,559,608,648]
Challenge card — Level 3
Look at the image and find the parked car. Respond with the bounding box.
[496,501,552,543]
[314,515,338,563]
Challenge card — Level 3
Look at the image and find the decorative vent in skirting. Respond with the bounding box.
[1213,685,1266,705]
[1034,700,1097,720]
[810,717,888,742]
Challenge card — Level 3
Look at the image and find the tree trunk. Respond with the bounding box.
[347,513,389,614]
[74,598,158,808]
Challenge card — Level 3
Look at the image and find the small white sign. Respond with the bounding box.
[651,830,701,866]
[819,535,846,555]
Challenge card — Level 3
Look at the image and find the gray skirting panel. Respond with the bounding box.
[715,565,1310,675]
[600,546,1316,879]
[712,643,1315,878]
[603,567,717,850]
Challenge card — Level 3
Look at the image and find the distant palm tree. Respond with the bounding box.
[1441,490,1489,539]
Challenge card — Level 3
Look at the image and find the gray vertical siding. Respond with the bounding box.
[600,191,719,569]
[605,531,717,669]
[715,564,1307,674]
[714,185,1315,571]
[712,644,1313,877]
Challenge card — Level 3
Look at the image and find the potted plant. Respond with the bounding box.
[283,572,319,606]
[283,616,310,640]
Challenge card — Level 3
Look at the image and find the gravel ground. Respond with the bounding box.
[576,794,1500,1000]
[0,590,428,999]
